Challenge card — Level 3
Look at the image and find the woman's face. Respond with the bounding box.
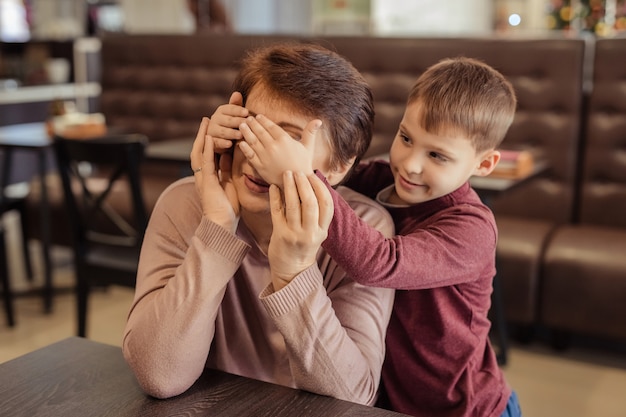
[231,85,334,215]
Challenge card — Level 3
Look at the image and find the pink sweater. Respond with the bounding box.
[122,176,395,405]
[321,161,511,417]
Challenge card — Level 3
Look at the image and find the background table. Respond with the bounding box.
[471,160,549,365]
[0,337,408,417]
[145,137,194,164]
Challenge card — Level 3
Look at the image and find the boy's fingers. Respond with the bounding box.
[254,114,289,146]
[237,141,258,164]
[301,119,322,152]
[229,91,243,106]
[239,122,261,148]
[213,137,234,153]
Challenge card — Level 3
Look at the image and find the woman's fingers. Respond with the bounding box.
[202,132,217,176]
[269,184,285,228]
[294,171,319,231]
[308,173,334,230]
[282,171,302,227]
[190,117,210,174]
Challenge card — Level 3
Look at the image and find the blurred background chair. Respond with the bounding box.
[1,147,35,327]
[1,224,15,327]
[53,133,149,337]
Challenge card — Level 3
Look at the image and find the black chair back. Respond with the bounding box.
[53,133,149,336]
[0,147,34,327]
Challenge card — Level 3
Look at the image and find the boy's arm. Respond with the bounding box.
[238,111,496,290]
[314,171,405,288]
[316,171,498,290]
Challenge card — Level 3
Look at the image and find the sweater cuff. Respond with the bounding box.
[196,217,250,265]
[259,265,321,317]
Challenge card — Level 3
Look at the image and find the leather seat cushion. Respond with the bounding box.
[542,225,626,340]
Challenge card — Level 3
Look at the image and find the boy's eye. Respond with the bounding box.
[400,134,411,144]
[429,151,448,162]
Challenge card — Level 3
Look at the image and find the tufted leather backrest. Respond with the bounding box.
[100,34,586,223]
[578,37,626,228]
[101,34,289,143]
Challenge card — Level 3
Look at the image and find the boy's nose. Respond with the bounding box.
[404,155,424,175]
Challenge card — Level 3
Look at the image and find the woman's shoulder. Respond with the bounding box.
[152,176,201,217]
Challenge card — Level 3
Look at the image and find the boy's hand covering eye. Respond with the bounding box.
[238,114,320,188]
[209,91,248,154]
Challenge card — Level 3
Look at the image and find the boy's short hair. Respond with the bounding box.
[233,42,374,170]
[407,57,517,152]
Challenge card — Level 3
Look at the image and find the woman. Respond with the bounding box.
[122,43,395,404]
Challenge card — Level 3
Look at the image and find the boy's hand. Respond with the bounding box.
[209,91,248,153]
[238,114,320,187]
[268,171,333,291]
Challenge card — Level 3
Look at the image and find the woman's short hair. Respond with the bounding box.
[233,42,374,170]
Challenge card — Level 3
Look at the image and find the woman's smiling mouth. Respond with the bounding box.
[244,174,270,193]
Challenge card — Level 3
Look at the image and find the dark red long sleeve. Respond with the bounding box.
[319,161,511,417]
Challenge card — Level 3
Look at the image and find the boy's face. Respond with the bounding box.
[388,101,499,205]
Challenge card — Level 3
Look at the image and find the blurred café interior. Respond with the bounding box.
[1,1,626,417]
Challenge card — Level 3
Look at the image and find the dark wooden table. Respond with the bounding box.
[0,122,54,313]
[0,337,408,417]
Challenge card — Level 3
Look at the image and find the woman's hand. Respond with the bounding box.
[190,117,240,233]
[238,114,320,187]
[209,91,249,153]
[268,170,333,291]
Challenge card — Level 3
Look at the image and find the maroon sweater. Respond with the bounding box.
[321,161,511,417]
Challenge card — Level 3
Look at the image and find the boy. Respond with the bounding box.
[219,57,522,417]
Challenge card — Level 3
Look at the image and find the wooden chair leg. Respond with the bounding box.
[491,274,508,366]
[17,203,34,281]
[0,227,15,327]
[76,273,89,337]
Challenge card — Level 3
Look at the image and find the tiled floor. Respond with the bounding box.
[2,226,626,416]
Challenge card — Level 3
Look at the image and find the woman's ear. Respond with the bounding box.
[473,150,501,177]
[325,156,357,186]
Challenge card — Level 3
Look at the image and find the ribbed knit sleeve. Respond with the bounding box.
[123,177,250,399]
[122,178,395,407]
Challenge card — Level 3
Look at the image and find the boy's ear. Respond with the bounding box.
[325,156,357,186]
[473,150,501,177]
